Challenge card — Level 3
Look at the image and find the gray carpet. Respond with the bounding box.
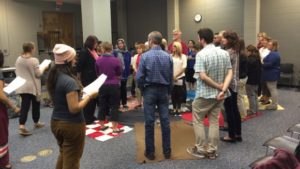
[7,88,300,169]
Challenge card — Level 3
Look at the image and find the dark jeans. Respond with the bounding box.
[98,85,120,122]
[51,120,85,169]
[120,79,128,106]
[143,86,171,155]
[19,94,40,125]
[83,98,97,124]
[224,89,241,139]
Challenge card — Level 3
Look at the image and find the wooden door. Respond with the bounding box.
[42,12,75,48]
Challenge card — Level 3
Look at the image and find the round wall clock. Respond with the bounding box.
[194,14,202,23]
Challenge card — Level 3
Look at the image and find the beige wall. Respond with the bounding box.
[179,0,244,43]
[0,0,82,66]
[261,0,300,85]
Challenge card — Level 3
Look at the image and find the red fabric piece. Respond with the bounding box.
[253,149,300,169]
[136,54,142,70]
[87,132,104,138]
[181,112,224,127]
[0,102,9,167]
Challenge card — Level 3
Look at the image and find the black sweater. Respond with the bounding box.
[246,56,262,85]
[76,48,97,86]
[239,53,248,79]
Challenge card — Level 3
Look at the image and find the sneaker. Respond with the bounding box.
[112,128,124,133]
[34,122,45,128]
[19,128,32,136]
[100,126,109,131]
[207,152,218,160]
[186,146,206,159]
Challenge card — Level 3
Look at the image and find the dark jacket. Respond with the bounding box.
[247,56,262,85]
[239,52,248,79]
[76,48,97,86]
[262,51,281,82]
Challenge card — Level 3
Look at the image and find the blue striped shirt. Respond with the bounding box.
[136,45,173,91]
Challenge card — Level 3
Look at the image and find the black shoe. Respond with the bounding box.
[164,149,171,159]
[144,152,155,160]
[236,136,243,142]
[164,153,171,159]
[220,136,236,143]
[219,126,228,131]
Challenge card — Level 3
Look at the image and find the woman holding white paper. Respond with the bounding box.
[15,42,48,136]
[171,42,187,116]
[47,44,98,169]
[0,51,20,169]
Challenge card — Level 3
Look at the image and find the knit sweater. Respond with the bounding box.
[15,56,42,96]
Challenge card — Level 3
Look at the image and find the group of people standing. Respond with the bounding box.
[0,26,281,169]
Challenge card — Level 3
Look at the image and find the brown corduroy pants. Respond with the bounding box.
[51,120,85,169]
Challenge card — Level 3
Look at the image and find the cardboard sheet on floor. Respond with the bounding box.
[135,121,198,163]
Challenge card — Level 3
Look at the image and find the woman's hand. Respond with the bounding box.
[14,107,20,114]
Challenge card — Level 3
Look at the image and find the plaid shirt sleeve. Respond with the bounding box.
[195,52,206,73]
[225,52,232,69]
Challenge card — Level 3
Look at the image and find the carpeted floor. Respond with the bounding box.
[7,88,300,169]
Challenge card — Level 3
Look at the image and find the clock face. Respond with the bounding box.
[194,14,202,22]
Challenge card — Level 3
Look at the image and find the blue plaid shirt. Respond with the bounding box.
[136,45,173,92]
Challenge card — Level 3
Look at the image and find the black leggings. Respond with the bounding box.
[19,94,40,125]
[98,85,120,122]
[171,78,186,110]
[120,79,127,106]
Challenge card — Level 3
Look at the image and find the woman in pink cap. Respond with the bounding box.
[47,44,98,169]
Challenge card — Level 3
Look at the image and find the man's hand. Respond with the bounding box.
[216,91,225,101]
[217,83,224,90]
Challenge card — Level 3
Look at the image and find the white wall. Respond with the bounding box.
[0,0,82,66]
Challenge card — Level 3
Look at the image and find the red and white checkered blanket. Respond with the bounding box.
[85,121,133,142]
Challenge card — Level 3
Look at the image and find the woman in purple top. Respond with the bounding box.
[95,42,123,133]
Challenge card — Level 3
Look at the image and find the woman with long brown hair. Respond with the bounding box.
[220,31,242,142]
[48,44,98,169]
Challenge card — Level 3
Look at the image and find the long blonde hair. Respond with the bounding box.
[172,41,182,57]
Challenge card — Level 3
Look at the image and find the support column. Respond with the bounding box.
[243,0,260,45]
[81,0,112,42]
[167,0,180,42]
[0,0,10,57]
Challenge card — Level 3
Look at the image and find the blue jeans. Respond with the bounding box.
[143,86,171,155]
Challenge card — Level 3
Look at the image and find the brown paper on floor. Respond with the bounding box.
[135,120,198,163]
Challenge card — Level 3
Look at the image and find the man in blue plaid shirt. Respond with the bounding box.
[136,31,173,161]
[187,28,233,159]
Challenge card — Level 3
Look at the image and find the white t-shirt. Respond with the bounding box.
[259,47,270,62]
[172,54,187,79]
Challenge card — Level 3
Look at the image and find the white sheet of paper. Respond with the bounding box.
[82,74,107,98]
[3,76,26,94]
[39,59,52,71]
